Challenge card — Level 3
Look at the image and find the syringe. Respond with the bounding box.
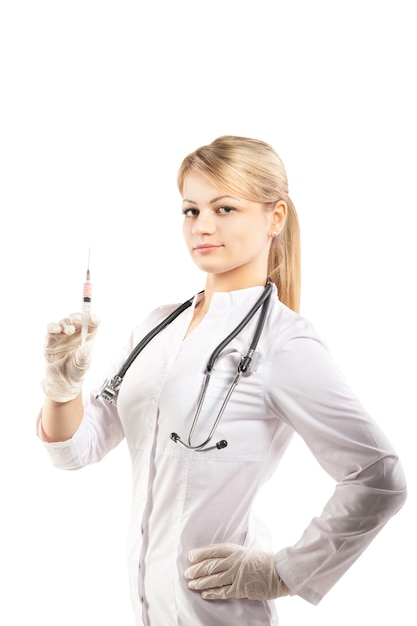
[80,250,92,347]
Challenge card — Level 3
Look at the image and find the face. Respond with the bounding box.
[181,170,286,288]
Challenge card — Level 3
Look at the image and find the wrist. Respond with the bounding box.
[41,376,83,403]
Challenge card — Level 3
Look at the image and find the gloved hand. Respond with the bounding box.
[41,312,100,402]
[185,543,292,601]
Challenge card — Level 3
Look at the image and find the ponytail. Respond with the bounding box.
[268,197,301,313]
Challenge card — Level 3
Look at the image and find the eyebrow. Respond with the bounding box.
[182,195,240,205]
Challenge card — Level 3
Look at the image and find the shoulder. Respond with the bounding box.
[265,297,325,351]
[130,301,188,345]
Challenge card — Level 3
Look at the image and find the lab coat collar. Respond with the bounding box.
[193,283,278,316]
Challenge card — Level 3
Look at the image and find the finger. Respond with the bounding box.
[187,574,218,591]
[68,312,82,325]
[46,322,62,335]
[185,557,229,581]
[89,313,101,328]
[188,543,239,564]
[68,312,100,328]
[56,318,76,335]
[201,586,232,601]
[46,320,75,336]
[74,344,92,368]
[187,569,233,591]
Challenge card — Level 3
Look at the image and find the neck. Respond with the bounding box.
[205,268,267,292]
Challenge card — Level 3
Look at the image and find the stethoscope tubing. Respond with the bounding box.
[171,279,273,451]
[98,279,274,452]
[206,279,273,372]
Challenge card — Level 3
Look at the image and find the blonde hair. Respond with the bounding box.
[177,135,301,312]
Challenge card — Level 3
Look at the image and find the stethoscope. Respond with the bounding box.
[97,279,273,452]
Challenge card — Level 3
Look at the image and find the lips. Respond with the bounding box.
[193,244,223,253]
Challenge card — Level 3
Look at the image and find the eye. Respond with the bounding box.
[182,207,199,217]
[217,206,236,215]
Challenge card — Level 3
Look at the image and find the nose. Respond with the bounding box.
[192,209,216,235]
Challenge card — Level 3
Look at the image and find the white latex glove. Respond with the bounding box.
[185,543,292,601]
[41,312,100,402]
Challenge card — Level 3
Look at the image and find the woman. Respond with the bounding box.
[39,136,407,626]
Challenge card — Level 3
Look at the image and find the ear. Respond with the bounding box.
[270,201,287,236]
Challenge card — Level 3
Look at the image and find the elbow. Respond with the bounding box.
[347,451,406,490]
[384,454,407,510]
[376,453,408,525]
[377,453,407,505]
[369,453,407,516]
[342,452,407,518]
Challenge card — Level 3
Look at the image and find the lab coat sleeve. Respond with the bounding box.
[36,392,125,470]
[264,335,407,605]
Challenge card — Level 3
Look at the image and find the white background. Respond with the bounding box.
[1,1,415,624]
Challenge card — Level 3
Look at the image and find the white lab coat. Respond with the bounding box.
[39,285,407,625]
